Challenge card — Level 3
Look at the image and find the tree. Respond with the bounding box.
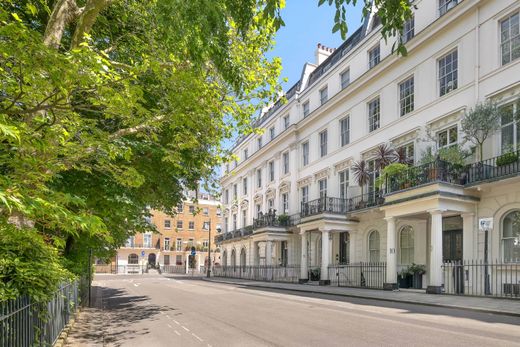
[460,101,508,161]
[0,0,284,299]
[320,0,415,55]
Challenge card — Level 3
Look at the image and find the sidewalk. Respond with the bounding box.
[64,286,106,346]
[203,277,520,317]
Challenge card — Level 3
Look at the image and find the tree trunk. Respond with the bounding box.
[43,0,82,48]
[71,0,112,49]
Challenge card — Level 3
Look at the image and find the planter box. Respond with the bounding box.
[398,274,413,288]
[412,273,423,289]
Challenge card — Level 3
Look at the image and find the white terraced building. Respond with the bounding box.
[216,0,520,296]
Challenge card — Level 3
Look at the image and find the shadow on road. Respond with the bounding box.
[73,285,178,346]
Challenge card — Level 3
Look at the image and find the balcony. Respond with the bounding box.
[122,243,160,249]
[384,159,464,195]
[214,225,254,244]
[465,150,520,186]
[385,151,520,195]
[300,197,348,218]
[253,212,296,228]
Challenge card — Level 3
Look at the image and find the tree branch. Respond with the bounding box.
[43,0,83,48]
[109,115,165,140]
[71,0,112,49]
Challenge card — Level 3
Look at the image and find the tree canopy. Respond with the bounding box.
[0,0,283,300]
[1,0,414,300]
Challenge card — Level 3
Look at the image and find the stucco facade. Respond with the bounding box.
[217,0,520,295]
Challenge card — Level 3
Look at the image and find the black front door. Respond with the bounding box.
[443,230,463,262]
[443,230,463,293]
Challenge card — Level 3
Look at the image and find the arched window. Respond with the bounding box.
[128,253,138,264]
[240,248,247,270]
[222,250,227,267]
[231,249,236,268]
[368,230,380,262]
[502,210,520,263]
[399,225,414,265]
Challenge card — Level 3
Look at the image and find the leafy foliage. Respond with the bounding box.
[319,0,415,55]
[0,0,284,299]
[461,101,507,161]
[0,224,71,302]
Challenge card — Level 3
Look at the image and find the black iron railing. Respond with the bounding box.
[385,159,465,195]
[442,260,519,299]
[346,190,384,213]
[215,226,254,243]
[253,215,292,228]
[328,262,387,289]
[465,150,520,185]
[212,265,301,283]
[300,197,348,218]
[0,281,81,347]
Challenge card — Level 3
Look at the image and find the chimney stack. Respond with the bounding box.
[315,43,336,65]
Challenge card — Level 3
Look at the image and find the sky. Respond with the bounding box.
[220,1,364,154]
[269,1,364,89]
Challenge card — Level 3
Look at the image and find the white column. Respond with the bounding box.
[265,240,273,266]
[185,254,189,274]
[461,213,475,261]
[251,241,257,266]
[300,231,308,280]
[385,217,397,288]
[320,229,331,283]
[197,254,201,271]
[428,210,444,293]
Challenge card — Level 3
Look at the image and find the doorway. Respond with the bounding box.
[148,253,156,268]
[443,229,463,294]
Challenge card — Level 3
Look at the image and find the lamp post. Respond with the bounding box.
[207,220,211,278]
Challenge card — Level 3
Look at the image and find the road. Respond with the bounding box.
[66,273,520,347]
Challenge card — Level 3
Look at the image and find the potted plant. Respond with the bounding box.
[278,214,290,226]
[374,143,396,170]
[398,267,413,289]
[375,162,410,192]
[408,263,426,289]
[352,160,371,208]
[496,151,519,167]
[310,267,321,281]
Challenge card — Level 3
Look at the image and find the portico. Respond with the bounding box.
[298,217,359,285]
[381,182,479,293]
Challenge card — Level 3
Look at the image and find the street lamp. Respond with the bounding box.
[206,220,221,278]
[207,220,211,278]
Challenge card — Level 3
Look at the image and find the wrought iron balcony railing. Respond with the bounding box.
[465,150,520,185]
[215,225,254,244]
[253,214,292,228]
[384,150,520,194]
[384,159,464,195]
[300,197,349,218]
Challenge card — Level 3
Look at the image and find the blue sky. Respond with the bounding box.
[221,1,364,153]
[269,1,364,89]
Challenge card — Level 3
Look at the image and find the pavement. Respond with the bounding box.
[65,273,520,346]
[203,277,520,317]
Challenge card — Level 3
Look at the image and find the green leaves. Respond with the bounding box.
[0,0,284,299]
[319,0,414,56]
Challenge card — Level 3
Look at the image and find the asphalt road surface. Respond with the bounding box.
[66,273,520,347]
